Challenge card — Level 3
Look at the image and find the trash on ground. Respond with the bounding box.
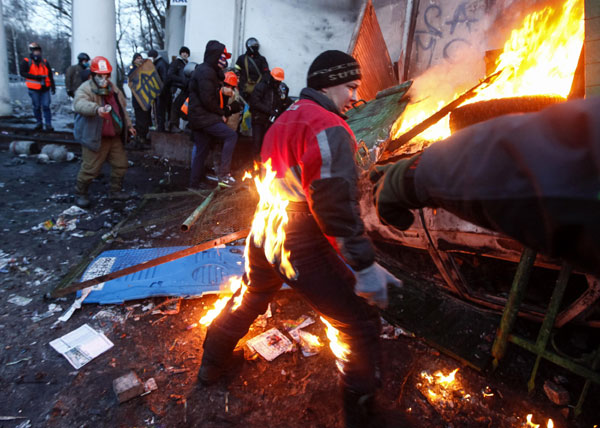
[31,303,63,322]
[289,329,322,357]
[113,371,145,403]
[60,206,88,216]
[49,323,114,369]
[380,317,416,339]
[141,377,158,396]
[245,328,294,361]
[8,295,32,306]
[5,357,32,366]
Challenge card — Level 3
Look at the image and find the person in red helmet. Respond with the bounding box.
[72,56,136,208]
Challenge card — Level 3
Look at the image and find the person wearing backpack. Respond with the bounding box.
[235,37,269,100]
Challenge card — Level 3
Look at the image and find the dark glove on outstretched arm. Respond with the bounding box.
[370,154,426,230]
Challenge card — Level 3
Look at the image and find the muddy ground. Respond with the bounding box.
[0,134,598,428]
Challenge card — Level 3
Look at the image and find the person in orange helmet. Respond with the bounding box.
[72,56,136,208]
[248,66,287,156]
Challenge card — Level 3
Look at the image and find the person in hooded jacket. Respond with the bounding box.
[148,49,170,132]
[188,40,241,187]
[235,37,269,99]
[249,67,285,156]
[20,42,56,131]
[168,46,190,132]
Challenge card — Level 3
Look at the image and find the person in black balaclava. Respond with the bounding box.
[65,52,90,98]
[20,42,56,131]
[235,37,270,99]
[248,67,285,156]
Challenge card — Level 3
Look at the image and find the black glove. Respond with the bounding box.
[51,87,56,95]
[223,105,232,117]
[229,100,242,114]
[67,90,74,98]
[369,154,423,230]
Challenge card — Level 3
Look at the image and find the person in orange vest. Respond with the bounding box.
[20,42,56,131]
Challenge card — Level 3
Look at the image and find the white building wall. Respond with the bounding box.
[183,0,362,97]
[184,1,236,64]
[0,0,12,116]
[72,0,116,80]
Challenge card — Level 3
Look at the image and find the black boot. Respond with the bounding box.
[198,326,243,386]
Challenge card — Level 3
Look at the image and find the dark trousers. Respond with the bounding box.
[155,90,171,131]
[28,89,52,126]
[202,211,382,394]
[132,96,151,140]
[252,120,268,157]
[190,122,238,186]
[170,88,188,127]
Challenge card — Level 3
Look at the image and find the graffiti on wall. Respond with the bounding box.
[412,1,488,74]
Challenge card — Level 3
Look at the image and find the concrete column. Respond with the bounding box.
[71,0,116,80]
[0,0,12,116]
[585,0,600,97]
[165,6,186,61]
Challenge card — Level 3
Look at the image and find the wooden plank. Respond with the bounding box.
[585,0,600,20]
[52,229,251,297]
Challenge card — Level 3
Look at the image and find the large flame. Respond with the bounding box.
[321,317,351,372]
[199,275,247,326]
[391,0,584,145]
[248,159,297,280]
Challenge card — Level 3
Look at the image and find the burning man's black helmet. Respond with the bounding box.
[77,52,90,62]
[246,37,259,54]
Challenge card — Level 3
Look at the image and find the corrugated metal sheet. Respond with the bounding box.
[349,0,398,101]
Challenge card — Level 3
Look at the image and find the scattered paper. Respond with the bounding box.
[246,328,293,361]
[289,329,322,357]
[61,206,87,216]
[49,324,114,369]
[57,257,116,323]
[8,295,32,306]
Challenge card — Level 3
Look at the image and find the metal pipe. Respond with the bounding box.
[181,186,219,232]
[0,0,12,116]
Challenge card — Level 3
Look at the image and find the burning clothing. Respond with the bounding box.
[203,210,382,395]
[201,83,382,399]
[374,96,600,276]
[262,87,375,271]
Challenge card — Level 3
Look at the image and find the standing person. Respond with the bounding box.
[147,49,170,132]
[168,46,190,132]
[249,67,285,156]
[20,42,56,131]
[187,40,241,187]
[235,37,269,99]
[128,53,152,147]
[65,52,90,98]
[197,50,399,428]
[73,56,136,208]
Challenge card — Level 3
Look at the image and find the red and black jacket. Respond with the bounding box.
[261,87,375,271]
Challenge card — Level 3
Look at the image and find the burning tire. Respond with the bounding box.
[449,95,565,133]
